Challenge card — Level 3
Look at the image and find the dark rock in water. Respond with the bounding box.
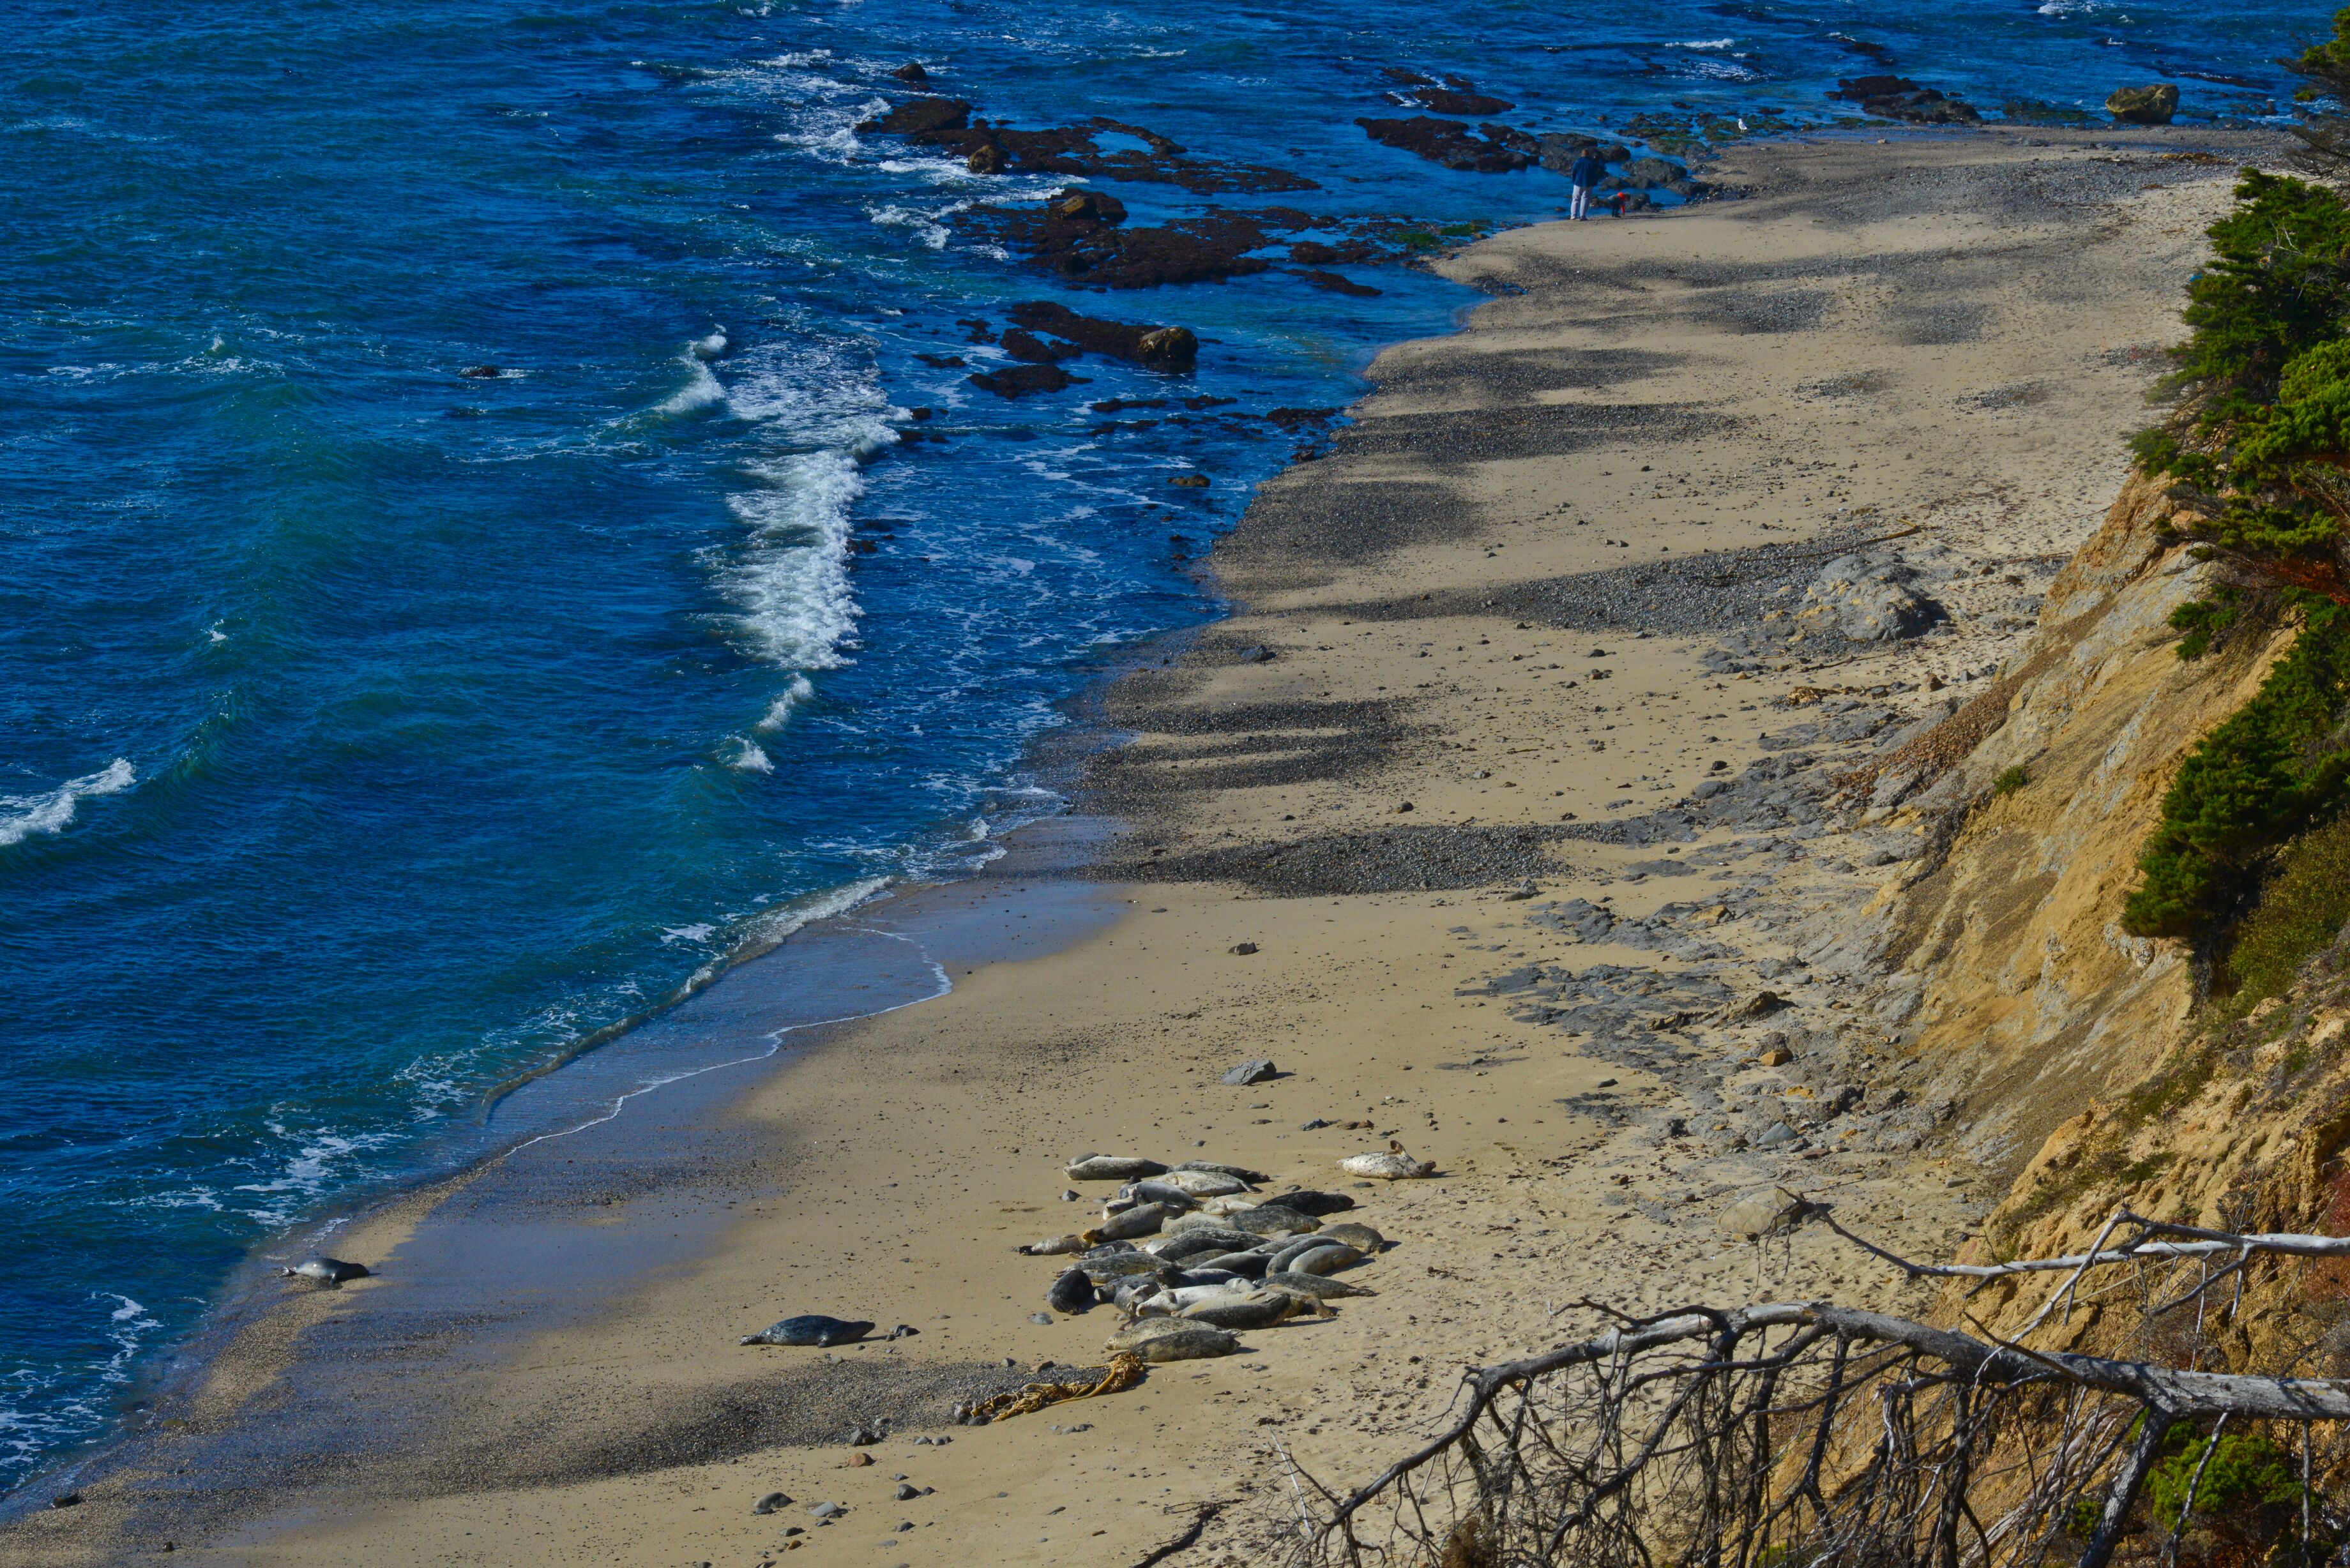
[913,352,965,369]
[857,98,971,136]
[966,140,1009,174]
[999,328,1081,365]
[1221,1059,1278,1085]
[1291,267,1381,297]
[1357,115,1534,172]
[1414,86,1513,116]
[1052,188,1127,224]
[969,364,1079,398]
[1624,156,1684,187]
[1381,66,1437,86]
[741,1314,876,1347]
[2106,83,2179,124]
[962,192,1273,289]
[1828,75,1980,124]
[1173,474,1212,489]
[872,108,1312,195]
[1006,301,1197,369]
[459,365,503,379]
[891,62,929,84]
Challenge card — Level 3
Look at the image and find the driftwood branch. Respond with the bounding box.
[1823,1208,2350,1283]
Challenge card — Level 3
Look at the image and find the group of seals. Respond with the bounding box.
[1023,1149,1407,1364]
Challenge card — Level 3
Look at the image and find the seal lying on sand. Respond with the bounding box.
[1262,1270,1375,1300]
[1179,1288,1319,1329]
[1065,1154,1168,1181]
[1103,1317,1241,1362]
[1340,1141,1436,1180]
[281,1258,369,1286]
[1319,1221,1384,1253]
[740,1315,874,1347]
[1227,1204,1318,1237]
[1046,1268,1096,1315]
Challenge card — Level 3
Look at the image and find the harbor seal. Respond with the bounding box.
[1339,1141,1436,1180]
[1227,1204,1319,1237]
[1192,1249,1273,1278]
[1083,1202,1169,1244]
[1265,1188,1356,1216]
[1103,1318,1241,1362]
[1319,1222,1384,1253]
[1019,1233,1088,1256]
[280,1257,369,1286]
[1262,1270,1376,1300]
[1046,1267,1096,1314]
[1064,1154,1168,1181]
[1178,1290,1310,1331]
[740,1315,874,1347]
[1145,1229,1254,1262]
[1266,1236,1356,1276]
[1174,1160,1269,1183]
[1284,1242,1363,1276]
[1151,1168,1250,1199]
[1119,1180,1201,1212]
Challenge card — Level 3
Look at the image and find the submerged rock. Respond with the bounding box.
[1356,116,1535,172]
[856,98,971,136]
[1828,75,1981,124]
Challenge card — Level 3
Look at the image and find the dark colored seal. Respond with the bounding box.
[741,1314,875,1347]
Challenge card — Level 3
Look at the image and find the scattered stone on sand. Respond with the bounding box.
[810,1501,847,1519]
[1340,1142,1436,1180]
[1758,1044,1795,1067]
[1221,1058,1277,1085]
[2106,84,2179,124]
[893,1482,920,1500]
[1717,1187,1813,1241]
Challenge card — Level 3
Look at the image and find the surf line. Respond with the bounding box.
[499,920,953,1160]
[471,876,891,1119]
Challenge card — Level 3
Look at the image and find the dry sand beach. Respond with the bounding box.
[3,125,2289,1566]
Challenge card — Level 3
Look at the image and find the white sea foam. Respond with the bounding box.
[1672,37,1736,48]
[661,923,716,944]
[713,333,897,674]
[692,329,729,359]
[725,735,775,773]
[756,672,818,731]
[0,757,135,848]
[655,353,731,418]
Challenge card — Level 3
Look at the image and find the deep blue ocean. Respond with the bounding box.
[0,0,2319,1491]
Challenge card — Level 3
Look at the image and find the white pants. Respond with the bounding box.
[1570,185,1591,220]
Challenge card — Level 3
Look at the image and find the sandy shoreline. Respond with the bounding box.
[2,124,2289,1566]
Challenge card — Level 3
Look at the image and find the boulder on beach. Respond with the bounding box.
[2105,84,2179,125]
[1796,555,1936,642]
[1221,1059,1278,1085]
[1716,1186,1812,1241]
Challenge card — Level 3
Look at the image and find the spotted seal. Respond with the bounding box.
[1227,1204,1319,1237]
[1319,1221,1384,1253]
[1340,1142,1436,1180]
[740,1315,874,1347]
[1174,1160,1269,1183]
[1267,1236,1358,1276]
[1046,1268,1096,1315]
[1065,1154,1168,1182]
[281,1257,369,1286]
[1103,1318,1241,1362]
[1178,1290,1315,1330]
[1262,1270,1376,1300]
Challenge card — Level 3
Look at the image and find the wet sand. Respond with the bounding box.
[1,124,2286,1566]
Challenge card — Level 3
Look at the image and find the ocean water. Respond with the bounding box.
[0,0,2317,1492]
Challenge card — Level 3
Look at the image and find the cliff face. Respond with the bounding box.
[1879,472,2289,1175]
[1878,469,2350,1359]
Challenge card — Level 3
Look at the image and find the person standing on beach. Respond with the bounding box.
[1568,146,1606,220]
